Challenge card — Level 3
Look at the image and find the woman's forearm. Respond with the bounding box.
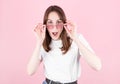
[27,41,42,75]
[73,37,102,71]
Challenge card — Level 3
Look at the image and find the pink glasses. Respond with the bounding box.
[46,20,64,29]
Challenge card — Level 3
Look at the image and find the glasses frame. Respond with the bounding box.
[46,19,64,29]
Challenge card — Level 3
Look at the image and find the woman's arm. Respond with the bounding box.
[64,21,102,71]
[73,37,102,71]
[27,41,42,76]
[27,23,46,75]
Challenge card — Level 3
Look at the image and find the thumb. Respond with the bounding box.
[64,24,68,31]
[64,24,70,35]
[43,25,46,32]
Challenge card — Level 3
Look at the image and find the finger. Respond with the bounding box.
[66,20,75,27]
[64,24,69,33]
[41,25,45,31]
[64,24,67,30]
[38,23,43,26]
[34,28,36,32]
[37,23,43,29]
[66,20,73,26]
[65,23,72,31]
[43,25,46,32]
[36,23,43,32]
[34,24,38,31]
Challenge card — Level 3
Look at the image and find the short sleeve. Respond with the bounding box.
[78,34,95,56]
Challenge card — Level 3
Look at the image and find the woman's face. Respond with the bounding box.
[46,11,64,40]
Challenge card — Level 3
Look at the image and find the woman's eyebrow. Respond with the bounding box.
[47,19,61,21]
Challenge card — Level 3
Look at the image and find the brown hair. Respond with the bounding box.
[43,5,71,54]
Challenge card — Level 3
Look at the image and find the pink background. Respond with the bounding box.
[0,0,120,84]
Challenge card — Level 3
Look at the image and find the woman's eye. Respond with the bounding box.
[57,20,63,24]
[47,21,53,24]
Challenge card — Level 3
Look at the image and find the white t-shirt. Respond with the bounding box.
[39,34,94,83]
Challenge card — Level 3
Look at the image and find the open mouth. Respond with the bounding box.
[52,32,58,36]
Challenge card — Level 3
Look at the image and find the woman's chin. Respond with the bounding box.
[51,36,60,40]
[51,37,59,40]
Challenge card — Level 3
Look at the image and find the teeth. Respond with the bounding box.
[52,32,58,36]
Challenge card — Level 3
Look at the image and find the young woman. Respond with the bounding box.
[27,5,102,84]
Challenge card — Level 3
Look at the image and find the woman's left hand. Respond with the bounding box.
[64,20,77,40]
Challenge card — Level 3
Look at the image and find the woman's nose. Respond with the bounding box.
[52,24,58,29]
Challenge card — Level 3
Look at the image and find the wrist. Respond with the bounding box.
[36,40,43,46]
[72,35,78,41]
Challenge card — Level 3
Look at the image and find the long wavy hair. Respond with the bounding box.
[43,5,72,54]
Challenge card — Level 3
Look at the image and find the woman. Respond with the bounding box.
[27,5,102,84]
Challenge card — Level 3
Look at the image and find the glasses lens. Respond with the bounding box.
[56,23,63,28]
[46,20,63,29]
[47,24,53,29]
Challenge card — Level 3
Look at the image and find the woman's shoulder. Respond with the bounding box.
[75,33,87,43]
[77,33,84,39]
[76,33,95,53]
[72,33,89,48]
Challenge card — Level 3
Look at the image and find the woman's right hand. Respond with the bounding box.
[34,23,46,43]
